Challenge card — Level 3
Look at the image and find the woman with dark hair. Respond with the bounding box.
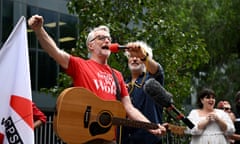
[185,88,235,144]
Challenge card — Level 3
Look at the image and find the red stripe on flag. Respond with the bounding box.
[0,133,3,144]
[10,95,34,129]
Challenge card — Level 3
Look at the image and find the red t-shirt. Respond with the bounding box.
[65,56,128,100]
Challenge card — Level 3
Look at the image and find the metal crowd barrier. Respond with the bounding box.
[34,113,66,144]
[34,112,190,144]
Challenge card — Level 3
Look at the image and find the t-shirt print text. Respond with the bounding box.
[93,71,116,95]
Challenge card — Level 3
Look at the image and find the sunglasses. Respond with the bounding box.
[90,35,112,42]
[223,107,231,111]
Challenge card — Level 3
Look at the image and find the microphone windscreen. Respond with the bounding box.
[109,43,119,53]
[182,117,195,129]
[144,78,173,107]
[144,79,195,129]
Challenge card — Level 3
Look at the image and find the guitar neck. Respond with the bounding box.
[112,117,158,130]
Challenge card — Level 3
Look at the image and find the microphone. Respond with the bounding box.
[143,78,195,129]
[108,43,129,53]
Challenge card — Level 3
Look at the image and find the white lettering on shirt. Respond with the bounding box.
[93,71,117,95]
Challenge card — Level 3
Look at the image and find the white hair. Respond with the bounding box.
[124,41,153,59]
[86,25,110,47]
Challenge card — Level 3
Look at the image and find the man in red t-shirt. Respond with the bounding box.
[28,15,166,143]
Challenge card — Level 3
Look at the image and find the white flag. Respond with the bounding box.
[0,16,34,144]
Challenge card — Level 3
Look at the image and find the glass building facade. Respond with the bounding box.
[0,0,78,112]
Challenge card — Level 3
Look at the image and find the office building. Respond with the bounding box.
[0,0,78,143]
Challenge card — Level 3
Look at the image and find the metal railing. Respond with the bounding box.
[34,113,190,144]
[34,113,66,144]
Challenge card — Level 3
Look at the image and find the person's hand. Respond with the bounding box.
[126,42,148,60]
[34,120,43,129]
[28,15,44,31]
[149,124,166,136]
[207,112,219,122]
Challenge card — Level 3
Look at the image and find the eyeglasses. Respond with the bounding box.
[90,35,112,42]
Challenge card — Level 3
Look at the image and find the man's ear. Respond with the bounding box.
[88,42,94,51]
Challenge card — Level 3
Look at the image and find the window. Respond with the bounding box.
[1,0,13,46]
[27,6,78,91]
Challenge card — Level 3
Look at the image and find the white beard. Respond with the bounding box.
[128,63,144,72]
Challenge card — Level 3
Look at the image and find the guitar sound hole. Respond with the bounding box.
[99,112,112,127]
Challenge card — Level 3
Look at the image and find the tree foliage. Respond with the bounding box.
[60,0,208,106]
[42,0,240,129]
[45,0,240,108]
[184,0,240,107]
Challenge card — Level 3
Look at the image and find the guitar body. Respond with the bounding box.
[53,87,126,144]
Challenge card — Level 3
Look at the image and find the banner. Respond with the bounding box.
[0,16,34,144]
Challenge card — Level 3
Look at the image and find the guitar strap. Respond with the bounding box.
[111,69,121,101]
[111,69,122,144]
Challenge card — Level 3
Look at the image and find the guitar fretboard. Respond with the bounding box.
[112,117,158,129]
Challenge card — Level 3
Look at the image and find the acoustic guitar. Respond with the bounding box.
[53,87,186,144]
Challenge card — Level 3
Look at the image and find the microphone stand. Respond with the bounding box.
[165,104,195,129]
